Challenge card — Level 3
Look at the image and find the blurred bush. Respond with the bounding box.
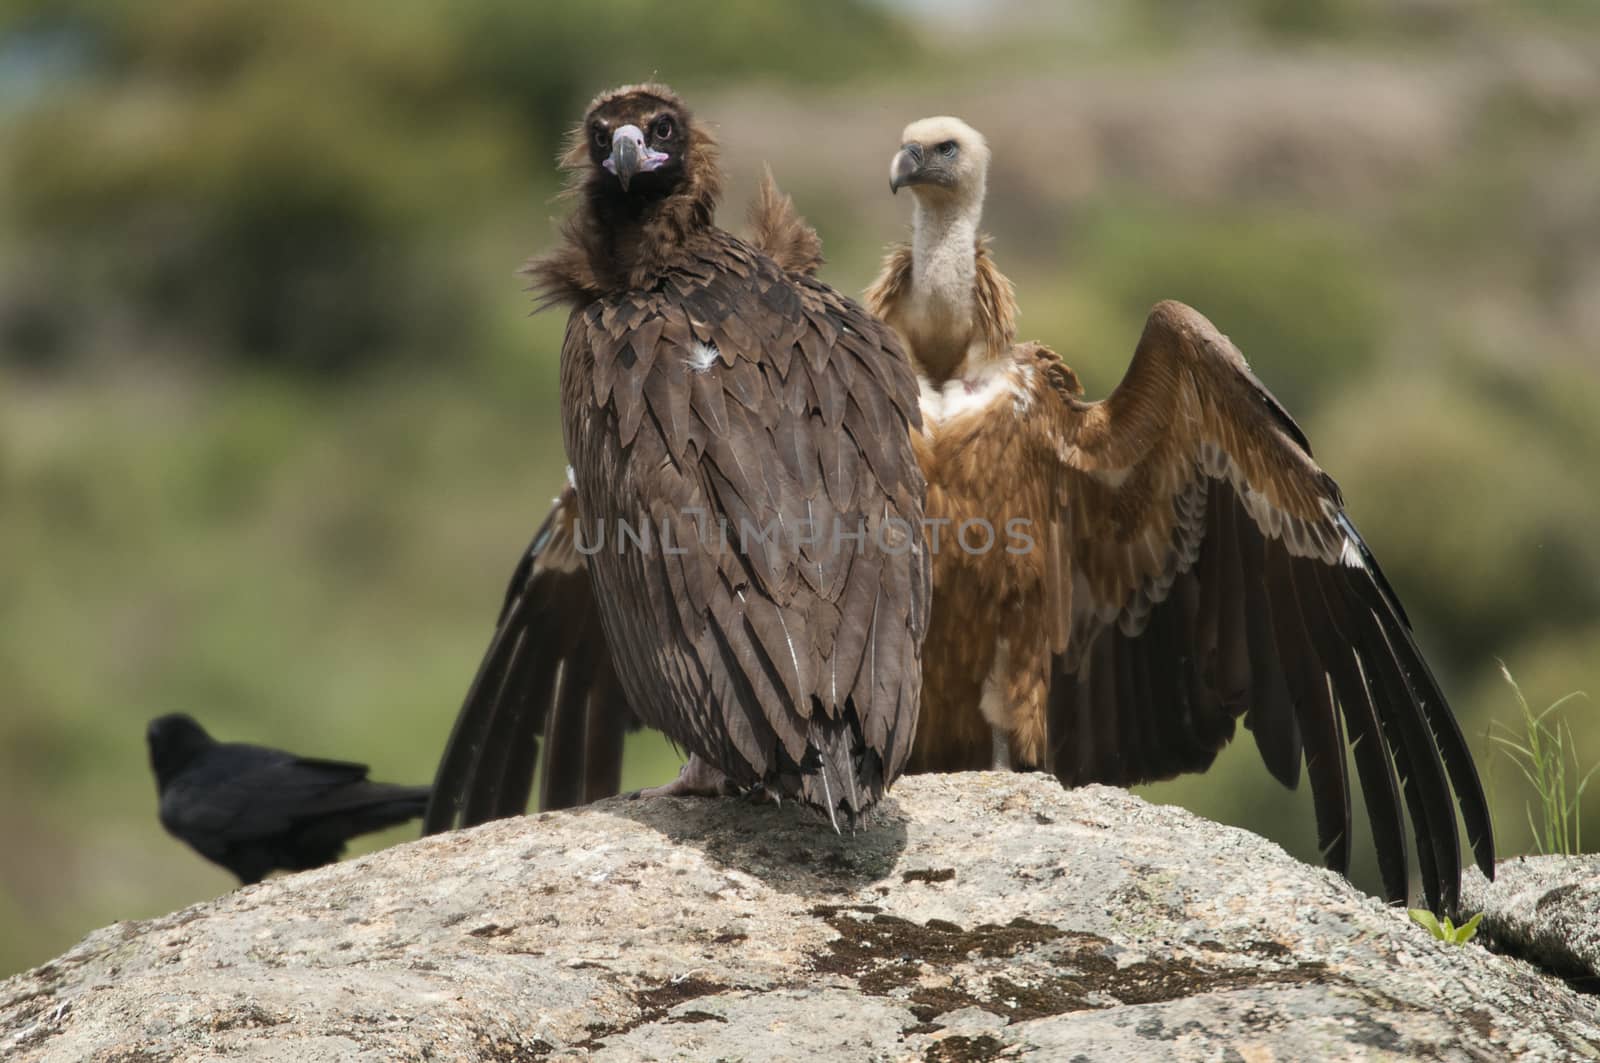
[1315,363,1600,674]
[0,0,908,374]
[1069,203,1383,415]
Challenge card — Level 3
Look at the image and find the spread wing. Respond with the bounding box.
[422,488,634,834]
[1038,300,1493,913]
[568,230,928,825]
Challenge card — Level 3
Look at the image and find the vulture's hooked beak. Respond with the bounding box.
[889,143,923,194]
[605,123,669,191]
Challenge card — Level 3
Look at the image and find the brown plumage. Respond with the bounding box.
[426,153,837,834]
[425,84,928,831]
[870,115,1492,913]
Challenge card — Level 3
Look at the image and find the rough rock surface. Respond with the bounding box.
[3,774,1597,1061]
[1464,855,1600,996]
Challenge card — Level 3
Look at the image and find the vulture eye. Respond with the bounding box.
[937,140,958,158]
[652,115,676,141]
[592,124,610,149]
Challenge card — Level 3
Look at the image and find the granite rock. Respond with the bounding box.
[3,773,1597,1061]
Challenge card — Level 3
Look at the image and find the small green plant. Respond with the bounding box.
[1409,909,1484,945]
[1489,664,1595,857]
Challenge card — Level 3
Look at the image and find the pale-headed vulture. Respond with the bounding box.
[866,116,1493,913]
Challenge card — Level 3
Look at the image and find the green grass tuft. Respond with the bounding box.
[1489,664,1595,857]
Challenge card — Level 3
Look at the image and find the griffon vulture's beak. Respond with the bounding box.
[889,143,924,194]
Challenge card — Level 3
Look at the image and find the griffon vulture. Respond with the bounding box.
[425,84,929,832]
[867,115,1493,913]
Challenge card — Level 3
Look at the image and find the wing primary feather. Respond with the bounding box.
[461,625,556,824]
[1122,623,1154,778]
[582,666,630,804]
[1341,522,1495,881]
[1266,544,1351,873]
[540,651,592,811]
[1237,502,1302,788]
[1090,634,1121,782]
[491,640,551,820]
[1186,486,1232,747]
[1305,563,1420,902]
[424,604,532,833]
[1336,512,1413,628]
[1212,491,1252,712]
[1148,581,1203,778]
[1356,602,1458,914]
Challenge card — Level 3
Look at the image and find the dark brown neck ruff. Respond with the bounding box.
[526,83,723,310]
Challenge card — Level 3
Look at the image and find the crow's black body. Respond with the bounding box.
[147,713,429,885]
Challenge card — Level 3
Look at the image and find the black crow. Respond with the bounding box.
[147,713,429,885]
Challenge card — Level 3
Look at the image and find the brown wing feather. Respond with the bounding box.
[423,485,638,833]
[564,229,927,825]
[1037,300,1492,914]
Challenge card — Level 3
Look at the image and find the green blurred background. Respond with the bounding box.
[3,0,1597,978]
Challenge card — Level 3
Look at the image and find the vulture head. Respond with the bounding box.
[889,116,989,207]
[567,83,719,215]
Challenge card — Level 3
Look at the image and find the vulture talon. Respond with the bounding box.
[633,755,732,801]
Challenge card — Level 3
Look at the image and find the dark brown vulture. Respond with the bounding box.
[864,115,1492,913]
[424,84,929,832]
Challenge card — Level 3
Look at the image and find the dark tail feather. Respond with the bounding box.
[798,714,879,831]
[326,783,432,839]
[290,783,430,869]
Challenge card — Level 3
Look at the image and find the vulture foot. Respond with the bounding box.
[990,727,1014,772]
[630,754,732,800]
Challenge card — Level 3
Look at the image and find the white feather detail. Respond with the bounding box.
[918,360,1027,427]
[1339,536,1366,570]
[689,341,720,373]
